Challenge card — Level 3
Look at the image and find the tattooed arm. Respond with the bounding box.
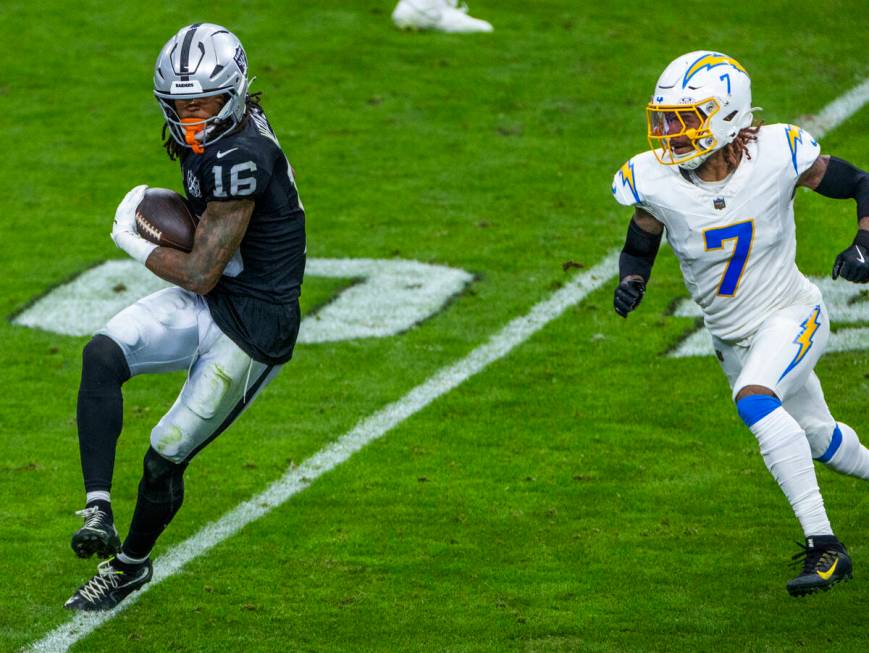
[146,199,254,294]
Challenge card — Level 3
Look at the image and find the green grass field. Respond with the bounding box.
[2,1,868,651]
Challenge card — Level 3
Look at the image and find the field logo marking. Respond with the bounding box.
[11,258,473,344]
[300,258,472,343]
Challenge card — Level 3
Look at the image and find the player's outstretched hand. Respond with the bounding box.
[832,230,869,283]
[111,185,156,264]
[614,277,646,318]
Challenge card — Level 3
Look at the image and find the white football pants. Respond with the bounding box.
[714,301,863,470]
[98,287,281,463]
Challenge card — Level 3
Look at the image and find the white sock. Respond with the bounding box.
[117,551,149,565]
[749,407,832,536]
[86,491,111,504]
[821,423,869,480]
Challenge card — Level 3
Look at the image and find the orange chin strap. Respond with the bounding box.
[180,118,206,155]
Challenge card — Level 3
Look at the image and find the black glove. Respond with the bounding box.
[614,277,646,318]
[832,230,869,283]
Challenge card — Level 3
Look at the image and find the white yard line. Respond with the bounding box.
[26,75,869,653]
[801,77,869,138]
[27,253,619,653]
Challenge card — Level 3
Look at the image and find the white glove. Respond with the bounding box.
[111,185,157,264]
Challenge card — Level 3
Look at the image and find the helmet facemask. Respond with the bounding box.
[156,87,247,154]
[646,98,720,169]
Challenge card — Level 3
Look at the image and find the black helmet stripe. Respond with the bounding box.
[178,23,202,80]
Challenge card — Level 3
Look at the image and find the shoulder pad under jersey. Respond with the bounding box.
[760,123,821,178]
[611,151,670,208]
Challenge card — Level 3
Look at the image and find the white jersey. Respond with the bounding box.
[612,123,823,343]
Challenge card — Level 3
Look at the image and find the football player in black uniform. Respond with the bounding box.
[65,23,306,610]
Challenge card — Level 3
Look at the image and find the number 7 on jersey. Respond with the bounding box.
[704,220,754,296]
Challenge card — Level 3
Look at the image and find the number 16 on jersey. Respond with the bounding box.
[213,162,257,197]
[704,220,755,297]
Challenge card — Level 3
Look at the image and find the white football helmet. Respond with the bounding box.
[646,51,753,169]
[154,23,251,153]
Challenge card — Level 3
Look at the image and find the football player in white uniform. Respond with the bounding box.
[611,51,869,596]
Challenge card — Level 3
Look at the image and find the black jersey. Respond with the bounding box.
[180,107,306,365]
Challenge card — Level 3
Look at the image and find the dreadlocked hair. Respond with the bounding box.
[722,121,763,171]
[162,92,265,161]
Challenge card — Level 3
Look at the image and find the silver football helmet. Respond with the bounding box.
[154,23,250,153]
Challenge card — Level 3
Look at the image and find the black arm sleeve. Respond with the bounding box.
[815,156,869,221]
[619,219,663,282]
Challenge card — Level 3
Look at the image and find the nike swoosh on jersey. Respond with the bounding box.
[216,148,238,159]
[817,558,839,581]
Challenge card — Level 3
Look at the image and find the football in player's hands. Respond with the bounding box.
[135,188,198,252]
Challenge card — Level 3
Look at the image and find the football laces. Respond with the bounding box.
[135,213,163,241]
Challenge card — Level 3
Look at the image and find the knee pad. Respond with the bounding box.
[81,335,131,386]
[140,447,187,506]
[150,419,193,462]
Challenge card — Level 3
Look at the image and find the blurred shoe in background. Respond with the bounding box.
[392,0,494,33]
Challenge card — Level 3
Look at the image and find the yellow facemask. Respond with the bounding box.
[646,98,720,166]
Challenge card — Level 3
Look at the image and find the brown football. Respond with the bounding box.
[135,188,197,252]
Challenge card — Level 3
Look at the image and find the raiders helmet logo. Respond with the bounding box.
[234,47,248,75]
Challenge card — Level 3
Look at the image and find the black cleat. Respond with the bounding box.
[64,558,153,611]
[787,535,853,597]
[71,506,121,559]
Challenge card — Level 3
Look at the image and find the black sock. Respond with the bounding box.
[122,451,187,559]
[122,485,184,559]
[76,335,130,493]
